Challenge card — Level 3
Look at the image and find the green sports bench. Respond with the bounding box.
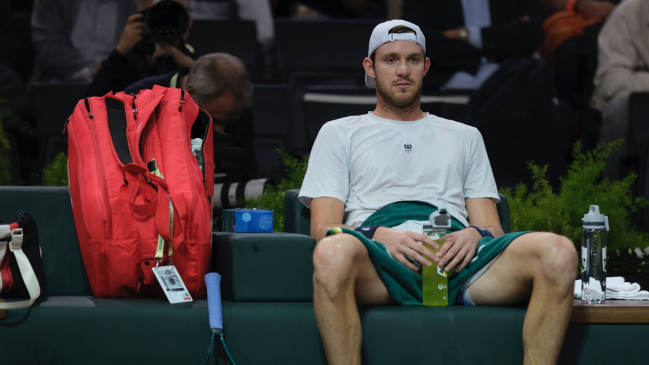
[0,186,648,364]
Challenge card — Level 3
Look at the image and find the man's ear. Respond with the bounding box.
[363,57,376,80]
[423,57,431,77]
[185,83,195,98]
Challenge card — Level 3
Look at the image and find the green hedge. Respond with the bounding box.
[500,140,648,252]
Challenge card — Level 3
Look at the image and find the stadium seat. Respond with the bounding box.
[275,20,379,76]
[32,83,87,173]
[251,84,291,182]
[187,20,257,69]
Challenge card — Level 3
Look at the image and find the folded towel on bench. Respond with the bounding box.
[574,277,649,300]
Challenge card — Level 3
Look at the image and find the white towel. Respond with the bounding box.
[574,277,649,300]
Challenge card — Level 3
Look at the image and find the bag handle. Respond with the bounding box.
[123,166,184,243]
[149,174,184,243]
[126,175,158,220]
[124,164,159,220]
[0,229,41,309]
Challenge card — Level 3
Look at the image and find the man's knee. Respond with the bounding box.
[535,233,578,287]
[313,234,366,294]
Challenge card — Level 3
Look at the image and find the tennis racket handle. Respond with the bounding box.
[205,273,223,330]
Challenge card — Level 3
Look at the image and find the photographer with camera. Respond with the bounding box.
[85,0,196,97]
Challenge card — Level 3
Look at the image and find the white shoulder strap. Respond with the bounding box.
[0,228,41,309]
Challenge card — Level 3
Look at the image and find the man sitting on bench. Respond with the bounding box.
[298,20,578,365]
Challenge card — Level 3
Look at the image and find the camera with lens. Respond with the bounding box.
[136,0,190,75]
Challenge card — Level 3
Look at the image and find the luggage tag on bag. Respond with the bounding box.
[147,159,191,303]
[153,265,193,304]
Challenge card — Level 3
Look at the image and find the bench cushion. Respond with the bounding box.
[3,298,647,365]
[213,232,316,301]
[0,297,211,364]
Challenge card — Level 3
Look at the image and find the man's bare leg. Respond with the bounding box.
[313,233,393,365]
[467,232,578,365]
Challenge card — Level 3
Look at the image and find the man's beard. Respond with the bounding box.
[375,76,422,114]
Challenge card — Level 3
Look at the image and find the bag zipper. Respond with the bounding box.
[178,90,185,111]
[198,108,211,190]
[84,98,93,119]
[85,98,113,239]
[178,89,201,240]
[132,94,138,120]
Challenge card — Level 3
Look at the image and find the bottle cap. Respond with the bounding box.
[191,138,203,150]
[429,205,452,230]
[582,205,609,231]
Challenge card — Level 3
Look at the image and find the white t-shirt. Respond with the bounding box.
[298,112,500,227]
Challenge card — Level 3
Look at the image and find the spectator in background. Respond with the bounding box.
[591,0,649,180]
[539,0,620,108]
[85,0,196,97]
[31,0,134,84]
[402,0,574,190]
[124,53,259,180]
[401,0,544,96]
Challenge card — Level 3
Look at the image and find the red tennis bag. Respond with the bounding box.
[67,85,214,298]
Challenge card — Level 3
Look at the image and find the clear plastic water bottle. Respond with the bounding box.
[581,205,609,304]
[191,138,204,175]
[422,206,452,306]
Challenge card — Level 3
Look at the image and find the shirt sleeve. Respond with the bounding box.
[298,122,350,208]
[31,0,95,79]
[467,26,483,49]
[463,129,500,203]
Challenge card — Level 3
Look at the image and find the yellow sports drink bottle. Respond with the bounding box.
[422,206,452,306]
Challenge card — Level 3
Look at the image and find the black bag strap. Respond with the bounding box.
[105,97,133,165]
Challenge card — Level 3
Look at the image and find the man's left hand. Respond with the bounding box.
[153,42,195,68]
[437,228,483,273]
[442,28,469,41]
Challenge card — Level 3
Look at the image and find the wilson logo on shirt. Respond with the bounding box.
[404,144,412,155]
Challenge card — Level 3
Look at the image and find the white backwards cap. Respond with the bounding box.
[365,19,426,88]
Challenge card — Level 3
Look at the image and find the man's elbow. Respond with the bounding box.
[311,223,327,242]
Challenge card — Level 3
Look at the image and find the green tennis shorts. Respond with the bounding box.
[325,201,531,306]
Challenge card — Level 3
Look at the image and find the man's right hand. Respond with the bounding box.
[116,14,145,55]
[373,227,440,272]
